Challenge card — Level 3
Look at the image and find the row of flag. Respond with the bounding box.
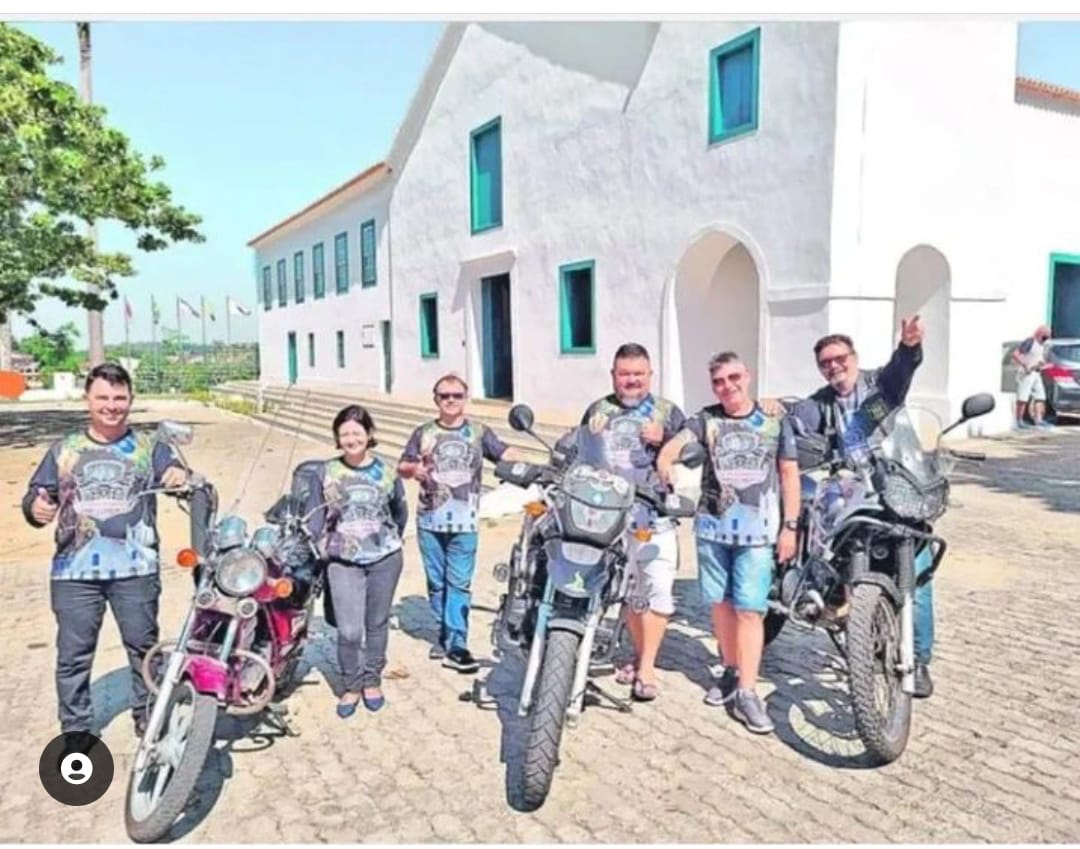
[123,295,254,325]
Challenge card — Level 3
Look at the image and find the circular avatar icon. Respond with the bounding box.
[38,732,114,806]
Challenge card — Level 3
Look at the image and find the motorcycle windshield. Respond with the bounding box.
[872,406,948,485]
[562,427,637,510]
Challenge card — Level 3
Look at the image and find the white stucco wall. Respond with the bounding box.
[829,21,1018,432]
[389,22,840,419]
[255,182,393,391]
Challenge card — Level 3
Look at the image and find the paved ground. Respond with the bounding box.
[1,400,1078,843]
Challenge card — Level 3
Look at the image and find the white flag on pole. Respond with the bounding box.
[228,297,253,316]
[178,297,200,318]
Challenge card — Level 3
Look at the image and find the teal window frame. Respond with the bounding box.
[334,232,349,294]
[419,293,439,359]
[276,258,287,306]
[312,242,326,299]
[558,259,597,355]
[360,219,377,287]
[307,332,315,367]
[1048,251,1080,333]
[293,251,305,303]
[708,28,761,145]
[469,117,503,234]
[336,330,345,368]
[262,265,272,311]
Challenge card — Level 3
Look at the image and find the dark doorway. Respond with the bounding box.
[1050,255,1080,338]
[481,273,513,400]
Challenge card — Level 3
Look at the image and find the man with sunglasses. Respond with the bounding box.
[789,316,938,697]
[398,374,524,673]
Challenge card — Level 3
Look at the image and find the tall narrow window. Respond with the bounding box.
[334,232,349,294]
[312,242,326,299]
[307,333,315,367]
[360,219,377,287]
[277,259,287,306]
[420,294,439,358]
[262,265,272,311]
[294,251,305,303]
[708,28,760,144]
[336,330,345,368]
[470,118,503,233]
[559,260,596,354]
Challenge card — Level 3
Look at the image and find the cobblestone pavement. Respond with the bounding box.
[0,402,1078,843]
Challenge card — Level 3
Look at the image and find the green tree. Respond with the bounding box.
[0,24,204,323]
[15,321,82,383]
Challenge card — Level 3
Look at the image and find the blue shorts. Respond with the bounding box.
[696,538,775,613]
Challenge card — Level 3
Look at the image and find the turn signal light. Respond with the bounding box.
[633,528,653,542]
[176,548,199,568]
[523,501,548,517]
[274,578,294,599]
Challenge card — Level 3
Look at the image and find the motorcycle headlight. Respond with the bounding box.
[569,499,622,535]
[215,548,267,597]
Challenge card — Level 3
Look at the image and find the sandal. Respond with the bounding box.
[631,678,659,702]
[614,661,638,685]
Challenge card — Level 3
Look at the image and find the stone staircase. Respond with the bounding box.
[210,381,573,493]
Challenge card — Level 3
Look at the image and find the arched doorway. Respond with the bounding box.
[662,228,763,414]
[893,245,950,410]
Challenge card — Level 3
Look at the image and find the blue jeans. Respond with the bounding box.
[915,546,935,665]
[417,529,478,652]
[696,538,775,613]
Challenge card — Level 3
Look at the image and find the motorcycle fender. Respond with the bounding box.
[184,655,229,701]
[851,572,901,608]
[545,617,587,637]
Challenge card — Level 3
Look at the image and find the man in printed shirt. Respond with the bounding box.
[22,363,188,736]
[577,343,686,702]
[659,352,800,734]
[398,374,524,674]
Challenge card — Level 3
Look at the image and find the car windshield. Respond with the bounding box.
[1050,343,1080,364]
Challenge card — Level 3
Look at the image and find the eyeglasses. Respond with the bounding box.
[817,353,852,370]
[436,392,465,401]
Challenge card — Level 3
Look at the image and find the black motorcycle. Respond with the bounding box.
[763,393,994,764]
[487,404,703,811]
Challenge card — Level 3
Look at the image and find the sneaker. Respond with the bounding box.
[1035,421,1054,431]
[914,664,934,699]
[732,689,775,734]
[1013,421,1033,431]
[442,648,480,674]
[704,666,738,706]
[428,644,447,661]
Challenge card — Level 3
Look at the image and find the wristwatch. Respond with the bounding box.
[782,519,798,531]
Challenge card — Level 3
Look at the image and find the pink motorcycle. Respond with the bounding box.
[124,435,324,844]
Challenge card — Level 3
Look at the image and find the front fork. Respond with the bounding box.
[135,607,196,772]
[897,537,916,696]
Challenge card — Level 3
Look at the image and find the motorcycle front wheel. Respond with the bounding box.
[124,679,217,843]
[518,629,580,812]
[846,583,911,765]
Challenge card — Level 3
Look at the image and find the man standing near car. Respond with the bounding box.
[22,362,188,737]
[1012,325,1053,430]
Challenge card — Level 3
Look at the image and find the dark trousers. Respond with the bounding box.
[49,573,161,733]
[327,550,404,691]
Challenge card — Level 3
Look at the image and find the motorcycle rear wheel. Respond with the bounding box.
[846,583,911,765]
[124,679,217,843]
[518,629,580,812]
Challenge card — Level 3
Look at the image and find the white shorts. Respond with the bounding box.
[624,521,679,617]
[1017,371,1046,403]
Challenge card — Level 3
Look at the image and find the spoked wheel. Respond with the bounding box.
[124,679,217,843]
[846,583,911,765]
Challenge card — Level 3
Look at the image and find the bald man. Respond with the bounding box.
[1012,325,1053,430]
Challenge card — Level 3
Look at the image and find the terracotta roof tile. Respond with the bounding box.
[1015,76,1080,108]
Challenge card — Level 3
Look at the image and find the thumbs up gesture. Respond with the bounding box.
[900,315,924,348]
[31,488,59,525]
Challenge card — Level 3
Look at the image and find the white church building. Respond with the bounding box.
[250,21,1080,433]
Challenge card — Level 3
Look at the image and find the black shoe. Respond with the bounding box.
[914,664,934,699]
[442,648,480,674]
[134,716,148,738]
[428,644,447,661]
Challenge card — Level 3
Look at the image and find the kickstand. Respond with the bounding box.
[262,703,300,737]
[585,680,633,714]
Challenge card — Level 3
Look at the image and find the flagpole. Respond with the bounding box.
[124,300,130,362]
[151,296,158,380]
[200,296,208,364]
[177,296,184,366]
[226,296,232,349]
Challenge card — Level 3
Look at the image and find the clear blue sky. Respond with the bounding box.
[10,20,1080,347]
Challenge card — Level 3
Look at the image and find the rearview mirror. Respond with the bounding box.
[960,393,995,421]
[678,441,706,470]
[508,404,535,432]
[156,420,193,447]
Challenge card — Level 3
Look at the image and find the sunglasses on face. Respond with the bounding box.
[817,352,852,370]
[436,392,465,401]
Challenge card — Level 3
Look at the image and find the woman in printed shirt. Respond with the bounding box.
[311,405,408,718]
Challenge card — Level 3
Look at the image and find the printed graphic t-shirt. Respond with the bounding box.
[683,404,797,547]
[22,429,182,580]
[316,456,408,565]
[400,419,508,533]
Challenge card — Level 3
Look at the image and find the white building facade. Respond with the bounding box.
[251,21,1080,433]
[251,164,394,393]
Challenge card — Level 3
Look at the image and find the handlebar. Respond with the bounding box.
[947,449,986,462]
